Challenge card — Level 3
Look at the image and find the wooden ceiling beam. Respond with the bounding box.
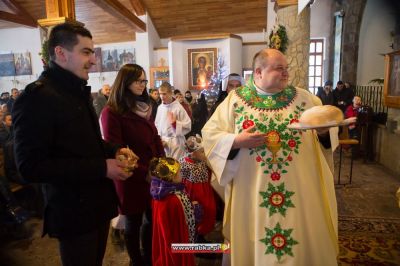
[0,10,37,27]
[89,0,146,32]
[129,0,145,16]
[276,0,298,7]
[0,0,38,27]
[38,0,78,27]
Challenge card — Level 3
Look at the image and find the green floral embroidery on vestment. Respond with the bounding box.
[260,223,299,261]
[235,76,296,110]
[259,182,295,217]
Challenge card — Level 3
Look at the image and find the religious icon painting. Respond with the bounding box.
[14,52,32,75]
[0,53,16,77]
[117,48,135,67]
[188,48,217,90]
[101,49,118,72]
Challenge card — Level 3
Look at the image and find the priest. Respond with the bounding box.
[202,48,338,265]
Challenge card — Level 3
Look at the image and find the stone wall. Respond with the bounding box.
[276,5,310,89]
[329,0,366,85]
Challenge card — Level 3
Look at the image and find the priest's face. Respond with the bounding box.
[255,49,289,93]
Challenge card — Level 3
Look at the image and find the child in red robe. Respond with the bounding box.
[149,157,201,266]
[179,135,216,242]
[345,96,362,139]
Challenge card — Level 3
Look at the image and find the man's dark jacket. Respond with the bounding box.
[12,62,119,239]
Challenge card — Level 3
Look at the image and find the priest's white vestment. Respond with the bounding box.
[202,84,338,266]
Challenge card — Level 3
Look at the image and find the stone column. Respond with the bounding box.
[337,0,366,84]
[276,5,310,89]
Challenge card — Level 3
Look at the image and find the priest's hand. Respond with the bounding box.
[232,124,267,149]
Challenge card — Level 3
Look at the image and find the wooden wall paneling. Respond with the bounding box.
[141,0,267,38]
[88,0,145,32]
[0,0,37,27]
[128,0,145,16]
[75,0,136,44]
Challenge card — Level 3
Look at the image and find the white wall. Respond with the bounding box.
[0,27,43,93]
[228,38,243,75]
[310,0,333,81]
[357,0,396,85]
[136,14,161,78]
[153,48,169,67]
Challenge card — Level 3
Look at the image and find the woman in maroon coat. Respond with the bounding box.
[100,64,165,266]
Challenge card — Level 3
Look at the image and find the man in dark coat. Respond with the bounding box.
[12,22,132,266]
[333,80,354,113]
[316,80,334,105]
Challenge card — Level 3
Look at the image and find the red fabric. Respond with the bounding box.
[345,105,358,119]
[152,195,195,266]
[345,105,358,129]
[100,106,165,214]
[183,169,216,235]
[181,102,192,119]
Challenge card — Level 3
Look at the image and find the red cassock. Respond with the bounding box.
[152,195,195,266]
[180,157,216,235]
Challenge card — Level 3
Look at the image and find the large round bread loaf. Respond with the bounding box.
[299,105,343,126]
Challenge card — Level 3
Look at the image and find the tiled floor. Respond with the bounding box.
[1,152,399,266]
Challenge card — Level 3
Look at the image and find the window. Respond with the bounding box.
[309,39,324,94]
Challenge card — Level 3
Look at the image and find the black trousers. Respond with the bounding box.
[125,208,152,266]
[58,221,110,266]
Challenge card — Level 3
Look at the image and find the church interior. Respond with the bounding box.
[0,0,400,265]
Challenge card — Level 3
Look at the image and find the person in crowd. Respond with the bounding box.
[93,84,111,117]
[155,82,191,160]
[11,22,133,266]
[190,93,208,136]
[185,90,194,105]
[175,91,192,119]
[210,73,244,115]
[0,114,30,225]
[179,135,216,243]
[6,88,19,112]
[316,80,334,105]
[149,157,198,266]
[100,63,165,266]
[345,95,362,139]
[0,104,8,113]
[149,88,161,121]
[345,81,355,94]
[333,80,354,113]
[202,48,338,265]
[0,92,10,105]
[0,112,12,148]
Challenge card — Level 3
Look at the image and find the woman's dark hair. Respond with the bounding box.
[48,22,92,60]
[108,64,148,115]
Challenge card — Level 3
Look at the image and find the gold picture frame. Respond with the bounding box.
[384,50,400,108]
[150,66,169,89]
[188,48,217,90]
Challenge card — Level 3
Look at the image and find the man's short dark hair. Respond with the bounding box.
[48,22,92,60]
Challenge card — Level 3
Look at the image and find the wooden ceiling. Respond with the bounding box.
[0,0,267,43]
